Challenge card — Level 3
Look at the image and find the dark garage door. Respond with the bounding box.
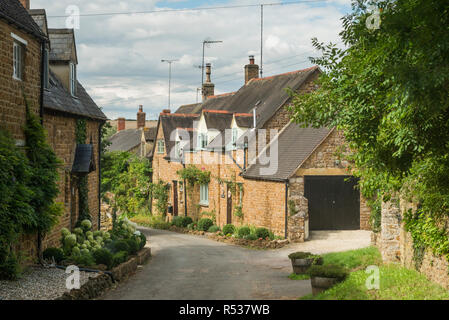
[304,176,360,230]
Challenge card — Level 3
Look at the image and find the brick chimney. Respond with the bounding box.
[117,118,126,132]
[202,63,215,101]
[245,55,259,84]
[137,105,146,129]
[19,0,30,9]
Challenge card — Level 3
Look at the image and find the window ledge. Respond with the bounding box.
[199,202,209,207]
[12,76,22,82]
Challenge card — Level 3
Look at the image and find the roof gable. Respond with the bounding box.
[48,28,77,63]
[243,121,332,181]
[0,0,46,40]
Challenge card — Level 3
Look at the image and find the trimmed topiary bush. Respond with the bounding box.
[307,264,348,281]
[126,238,139,255]
[223,224,236,235]
[237,226,251,238]
[43,247,65,263]
[172,216,184,228]
[245,234,258,241]
[93,248,113,269]
[197,218,214,231]
[113,251,128,267]
[255,227,270,239]
[182,217,193,227]
[208,225,220,233]
[139,233,147,250]
[113,240,130,253]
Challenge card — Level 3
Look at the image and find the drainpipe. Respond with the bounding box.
[284,180,289,239]
[98,122,104,231]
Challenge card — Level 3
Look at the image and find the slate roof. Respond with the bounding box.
[235,114,253,128]
[143,127,157,142]
[158,114,199,158]
[44,70,107,120]
[0,0,46,40]
[72,144,95,174]
[175,103,201,114]
[243,122,332,181]
[203,110,233,132]
[190,92,236,114]
[28,9,48,36]
[107,129,142,152]
[48,28,77,62]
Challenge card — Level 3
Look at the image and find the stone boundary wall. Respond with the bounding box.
[58,246,151,300]
[376,198,449,289]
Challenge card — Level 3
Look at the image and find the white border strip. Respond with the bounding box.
[11,32,28,46]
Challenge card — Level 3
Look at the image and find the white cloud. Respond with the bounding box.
[32,0,350,120]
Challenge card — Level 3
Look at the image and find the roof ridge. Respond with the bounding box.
[249,65,319,83]
[203,109,233,114]
[160,113,199,117]
[208,92,236,99]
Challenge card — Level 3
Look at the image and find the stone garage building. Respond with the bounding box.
[243,122,371,241]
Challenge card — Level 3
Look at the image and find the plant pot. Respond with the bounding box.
[290,258,314,274]
[310,276,340,295]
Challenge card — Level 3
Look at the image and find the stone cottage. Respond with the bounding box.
[23,6,107,253]
[152,56,370,239]
[107,105,157,159]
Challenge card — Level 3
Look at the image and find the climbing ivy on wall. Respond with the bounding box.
[177,165,211,186]
[0,102,61,279]
[75,119,90,224]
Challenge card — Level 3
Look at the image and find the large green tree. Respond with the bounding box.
[289,0,449,259]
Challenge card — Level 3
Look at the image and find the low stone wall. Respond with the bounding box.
[376,198,449,289]
[58,246,151,300]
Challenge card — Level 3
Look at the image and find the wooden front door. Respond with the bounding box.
[173,181,178,216]
[305,176,360,230]
[226,185,232,224]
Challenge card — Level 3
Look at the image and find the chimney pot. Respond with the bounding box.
[245,56,259,85]
[202,63,215,101]
[249,55,255,65]
[162,109,171,114]
[117,118,126,132]
[137,105,146,128]
[19,0,30,9]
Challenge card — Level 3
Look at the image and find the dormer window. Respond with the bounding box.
[232,128,238,145]
[70,62,77,96]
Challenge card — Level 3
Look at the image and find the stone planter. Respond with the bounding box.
[290,256,322,274]
[290,258,315,274]
[310,276,340,295]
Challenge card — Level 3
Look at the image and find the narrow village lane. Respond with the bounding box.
[102,227,370,300]
[102,227,311,300]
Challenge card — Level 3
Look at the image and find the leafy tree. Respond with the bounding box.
[289,0,449,259]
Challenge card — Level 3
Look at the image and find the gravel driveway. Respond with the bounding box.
[102,227,371,300]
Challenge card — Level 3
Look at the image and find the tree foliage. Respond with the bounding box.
[102,151,152,215]
[289,0,449,259]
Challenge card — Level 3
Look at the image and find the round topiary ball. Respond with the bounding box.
[223,224,236,235]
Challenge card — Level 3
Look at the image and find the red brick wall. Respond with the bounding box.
[0,20,42,139]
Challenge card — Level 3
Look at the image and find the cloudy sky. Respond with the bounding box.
[32,0,351,120]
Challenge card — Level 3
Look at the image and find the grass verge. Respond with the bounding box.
[289,273,310,280]
[300,246,449,300]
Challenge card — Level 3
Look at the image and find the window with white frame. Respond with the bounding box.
[198,132,208,150]
[200,184,209,206]
[232,128,238,146]
[13,41,25,80]
[174,141,182,158]
[157,139,165,154]
[70,62,77,96]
